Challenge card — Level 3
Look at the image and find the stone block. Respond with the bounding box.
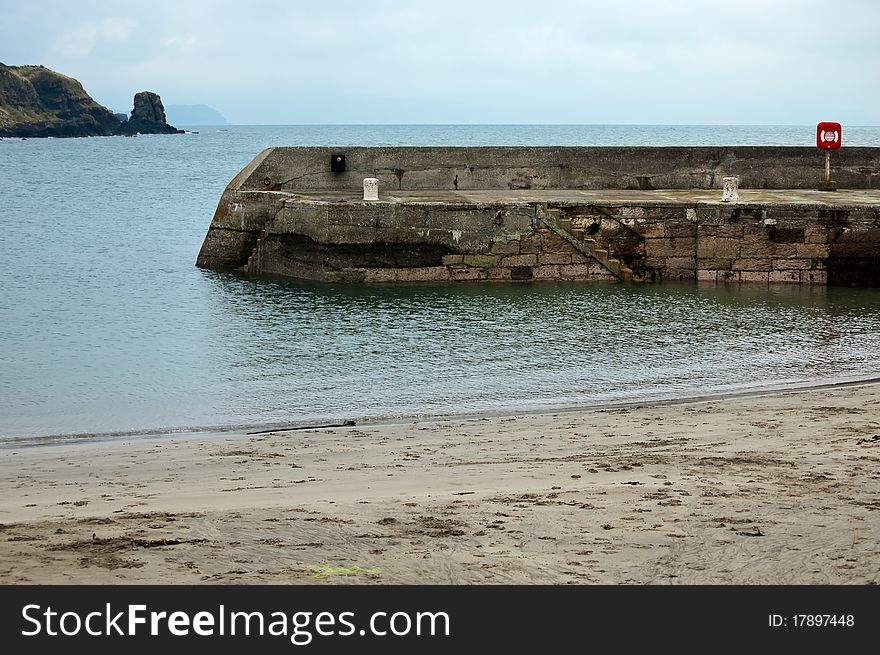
[645,206,681,219]
[739,271,770,283]
[696,207,721,224]
[640,222,666,238]
[645,237,694,257]
[619,206,646,219]
[519,234,544,254]
[500,254,538,267]
[772,258,812,270]
[771,243,797,258]
[846,209,875,223]
[696,237,716,259]
[398,266,452,282]
[361,268,398,283]
[739,240,772,257]
[561,263,605,279]
[769,270,800,283]
[491,239,520,255]
[698,258,733,270]
[800,270,828,284]
[717,270,738,283]
[663,268,697,280]
[665,257,696,270]
[442,254,464,265]
[796,243,830,259]
[734,207,765,223]
[463,254,498,268]
[696,269,717,282]
[716,224,745,238]
[510,266,534,280]
[770,227,806,243]
[742,226,769,239]
[450,267,487,281]
[804,228,829,244]
[487,267,512,280]
[362,266,454,283]
[538,252,572,265]
[664,223,697,238]
[714,238,740,258]
[542,233,571,251]
[569,251,592,264]
[533,264,561,279]
[732,258,771,271]
[643,257,668,269]
[596,219,625,236]
[764,208,801,222]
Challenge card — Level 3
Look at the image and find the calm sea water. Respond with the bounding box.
[2,125,880,440]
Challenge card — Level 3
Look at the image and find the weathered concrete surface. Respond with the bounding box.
[242,146,880,192]
[197,148,880,286]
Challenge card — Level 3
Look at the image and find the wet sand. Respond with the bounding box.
[1,383,878,584]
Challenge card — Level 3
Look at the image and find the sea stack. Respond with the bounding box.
[118,91,183,135]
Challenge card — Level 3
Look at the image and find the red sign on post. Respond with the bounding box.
[817,121,842,149]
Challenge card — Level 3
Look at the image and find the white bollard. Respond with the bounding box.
[363,178,379,201]
[721,176,740,202]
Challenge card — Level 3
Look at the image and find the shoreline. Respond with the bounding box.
[4,373,880,449]
[1,380,878,584]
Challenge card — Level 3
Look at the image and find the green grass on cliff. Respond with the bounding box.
[0,63,113,134]
[0,105,55,129]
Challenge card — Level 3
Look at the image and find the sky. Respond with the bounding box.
[2,0,878,125]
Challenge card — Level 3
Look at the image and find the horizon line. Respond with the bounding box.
[168,122,880,128]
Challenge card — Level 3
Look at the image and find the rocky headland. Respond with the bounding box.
[0,63,182,137]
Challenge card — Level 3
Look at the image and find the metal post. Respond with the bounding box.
[825,150,831,182]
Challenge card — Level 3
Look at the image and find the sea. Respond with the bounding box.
[2,125,880,442]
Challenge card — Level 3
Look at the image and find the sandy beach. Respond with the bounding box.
[1,383,878,585]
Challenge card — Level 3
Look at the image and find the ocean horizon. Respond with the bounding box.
[7,123,880,147]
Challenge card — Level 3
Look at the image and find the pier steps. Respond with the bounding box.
[542,209,635,282]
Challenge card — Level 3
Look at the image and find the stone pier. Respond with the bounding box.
[196,147,880,286]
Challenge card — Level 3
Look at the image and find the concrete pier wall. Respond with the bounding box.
[196,147,880,286]
[242,146,880,192]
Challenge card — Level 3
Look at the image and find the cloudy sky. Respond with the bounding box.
[2,0,878,124]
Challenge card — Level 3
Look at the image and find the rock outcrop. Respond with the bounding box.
[0,64,122,137]
[118,91,182,135]
[0,63,182,137]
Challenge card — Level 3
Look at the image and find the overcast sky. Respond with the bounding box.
[2,0,878,125]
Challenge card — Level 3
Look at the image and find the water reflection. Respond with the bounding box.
[194,271,880,432]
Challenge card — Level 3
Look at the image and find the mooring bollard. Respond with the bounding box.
[721,176,740,202]
[363,178,379,201]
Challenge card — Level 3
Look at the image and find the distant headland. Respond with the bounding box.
[164,104,227,126]
[0,63,183,138]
